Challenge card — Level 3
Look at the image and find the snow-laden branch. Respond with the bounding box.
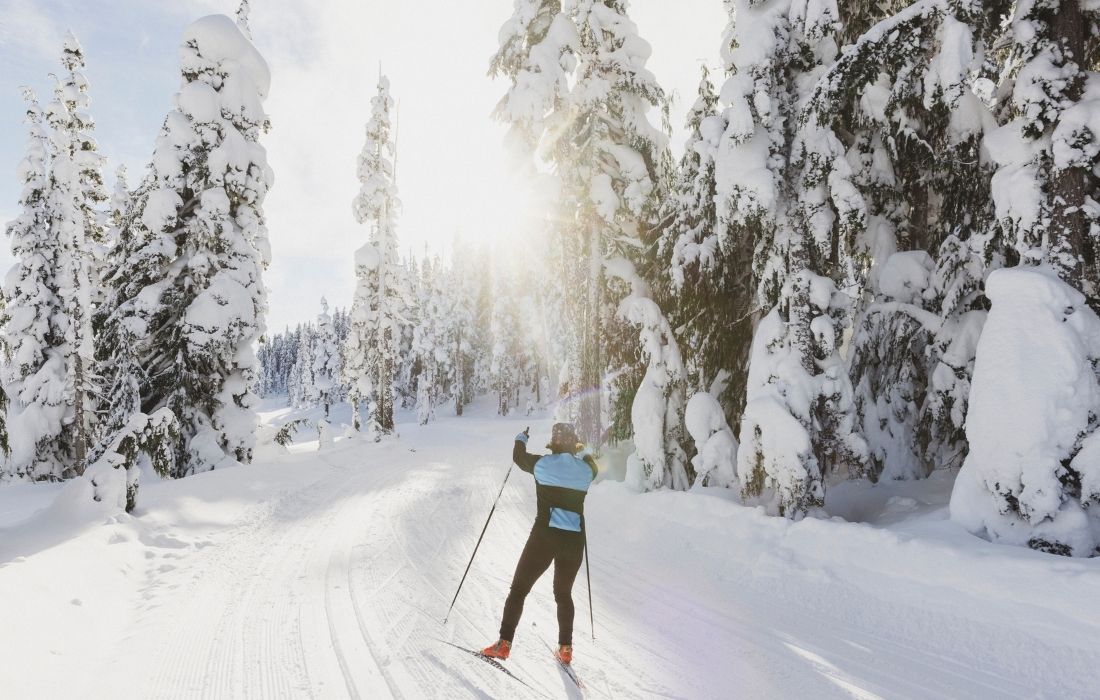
[862,301,942,334]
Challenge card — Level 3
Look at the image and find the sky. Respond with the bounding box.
[0,0,726,333]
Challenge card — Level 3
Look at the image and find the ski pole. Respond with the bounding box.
[584,532,594,640]
[444,462,515,625]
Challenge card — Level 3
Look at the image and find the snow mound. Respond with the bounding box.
[951,266,1100,556]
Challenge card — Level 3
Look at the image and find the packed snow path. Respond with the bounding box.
[2,405,1099,699]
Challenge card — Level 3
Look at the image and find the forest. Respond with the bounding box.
[3,0,1100,560]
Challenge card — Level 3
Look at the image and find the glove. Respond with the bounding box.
[515,427,530,444]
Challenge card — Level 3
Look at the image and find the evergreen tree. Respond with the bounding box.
[413,255,450,424]
[986,0,1100,293]
[609,257,688,491]
[549,0,669,448]
[288,324,314,409]
[311,298,339,418]
[806,1,1011,477]
[95,15,271,477]
[447,238,481,416]
[665,64,755,430]
[489,0,576,151]
[725,0,868,517]
[396,257,420,410]
[0,88,49,478]
[347,75,404,435]
[489,267,523,416]
[3,34,108,481]
[947,0,1100,554]
[45,31,108,476]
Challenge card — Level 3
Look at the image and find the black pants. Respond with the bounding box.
[499,526,584,645]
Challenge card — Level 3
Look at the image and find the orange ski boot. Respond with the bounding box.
[555,644,573,665]
[480,639,511,660]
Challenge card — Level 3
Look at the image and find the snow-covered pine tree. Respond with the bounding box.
[412,255,450,424]
[724,0,868,517]
[447,238,482,416]
[331,306,350,403]
[665,64,755,430]
[348,74,404,435]
[288,324,314,409]
[489,0,577,152]
[44,31,108,476]
[311,298,339,418]
[0,88,50,478]
[986,0,1100,294]
[607,257,688,491]
[804,1,1010,478]
[95,15,272,477]
[264,326,298,397]
[949,0,1100,556]
[3,48,107,481]
[549,1,669,450]
[489,266,524,416]
[105,165,130,247]
[396,257,420,410]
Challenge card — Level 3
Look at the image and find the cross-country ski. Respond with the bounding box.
[436,639,545,697]
[538,634,587,696]
[2,1,1100,699]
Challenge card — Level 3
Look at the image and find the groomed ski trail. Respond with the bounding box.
[10,403,1098,699]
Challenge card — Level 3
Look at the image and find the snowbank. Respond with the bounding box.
[951,267,1100,556]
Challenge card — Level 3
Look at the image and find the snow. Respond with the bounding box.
[986,120,1044,236]
[181,14,270,99]
[2,398,1097,698]
[951,267,1100,556]
[878,250,934,303]
[1052,74,1100,172]
[684,391,738,489]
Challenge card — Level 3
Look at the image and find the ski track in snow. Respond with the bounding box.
[4,404,1099,699]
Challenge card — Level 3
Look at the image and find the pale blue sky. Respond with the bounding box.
[0,0,725,332]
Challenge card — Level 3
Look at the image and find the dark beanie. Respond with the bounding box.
[547,422,581,452]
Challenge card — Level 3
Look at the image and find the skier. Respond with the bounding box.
[481,423,597,665]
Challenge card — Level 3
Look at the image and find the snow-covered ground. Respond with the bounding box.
[1,398,1098,699]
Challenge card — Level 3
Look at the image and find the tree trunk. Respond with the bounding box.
[579,221,603,448]
[1049,0,1092,293]
[73,355,87,477]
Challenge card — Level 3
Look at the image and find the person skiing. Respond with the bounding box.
[481,422,597,665]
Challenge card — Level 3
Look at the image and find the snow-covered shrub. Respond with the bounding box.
[738,309,820,516]
[273,418,312,448]
[849,251,937,481]
[89,409,179,513]
[684,392,738,489]
[738,272,867,518]
[951,267,1100,556]
[317,420,334,451]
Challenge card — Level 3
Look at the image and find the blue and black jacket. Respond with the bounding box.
[513,436,597,534]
